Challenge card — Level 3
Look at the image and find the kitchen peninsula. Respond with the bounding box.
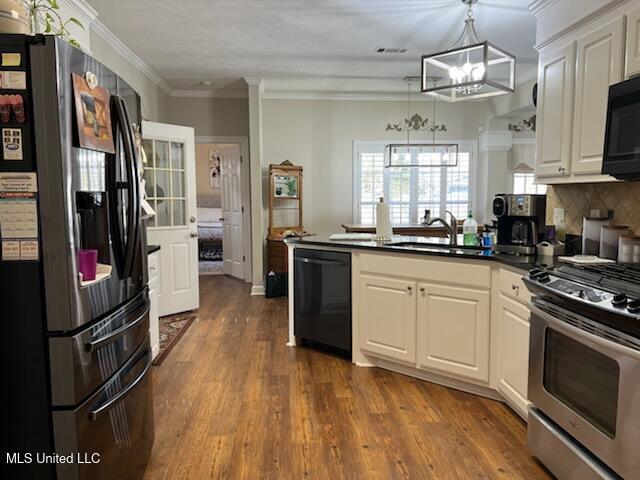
[286,235,544,419]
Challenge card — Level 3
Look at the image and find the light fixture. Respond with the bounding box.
[421,0,515,102]
[385,77,458,168]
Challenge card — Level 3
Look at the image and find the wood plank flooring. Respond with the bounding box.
[144,275,551,480]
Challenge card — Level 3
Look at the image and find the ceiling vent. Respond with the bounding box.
[375,47,408,54]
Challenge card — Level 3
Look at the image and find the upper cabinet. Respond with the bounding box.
[626,5,640,78]
[535,43,576,178]
[533,1,636,184]
[571,18,625,176]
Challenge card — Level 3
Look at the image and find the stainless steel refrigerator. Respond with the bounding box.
[1,35,153,479]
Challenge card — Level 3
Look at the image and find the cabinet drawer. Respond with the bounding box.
[359,253,491,289]
[500,267,531,305]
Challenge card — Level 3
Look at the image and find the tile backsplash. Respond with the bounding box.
[546,182,640,235]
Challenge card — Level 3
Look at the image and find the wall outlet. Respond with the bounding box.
[590,209,601,218]
[553,208,565,225]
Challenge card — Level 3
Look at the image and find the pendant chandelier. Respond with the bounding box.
[385,77,458,168]
[421,0,515,102]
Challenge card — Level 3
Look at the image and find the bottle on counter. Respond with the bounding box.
[463,209,478,246]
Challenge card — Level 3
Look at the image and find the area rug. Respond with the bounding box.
[199,260,224,275]
[152,312,196,365]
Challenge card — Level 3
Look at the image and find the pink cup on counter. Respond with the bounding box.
[78,249,98,281]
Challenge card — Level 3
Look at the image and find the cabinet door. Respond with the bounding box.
[359,274,416,364]
[416,283,490,382]
[626,6,640,78]
[572,17,625,175]
[497,295,531,418]
[535,42,576,178]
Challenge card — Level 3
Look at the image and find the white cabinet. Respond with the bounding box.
[417,284,490,382]
[626,5,640,78]
[148,250,160,360]
[571,18,625,175]
[359,274,416,364]
[535,42,576,178]
[497,294,531,418]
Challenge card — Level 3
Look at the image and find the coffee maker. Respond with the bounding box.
[492,194,546,255]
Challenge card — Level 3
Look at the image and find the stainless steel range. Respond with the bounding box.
[524,264,640,480]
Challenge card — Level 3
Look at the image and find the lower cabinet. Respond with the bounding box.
[148,251,160,360]
[497,294,531,418]
[359,274,416,364]
[417,284,490,382]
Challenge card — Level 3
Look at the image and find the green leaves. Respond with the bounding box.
[21,0,84,47]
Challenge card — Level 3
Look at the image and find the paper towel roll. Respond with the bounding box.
[375,197,393,240]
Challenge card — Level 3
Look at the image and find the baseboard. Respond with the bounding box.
[250,285,265,296]
[151,343,160,360]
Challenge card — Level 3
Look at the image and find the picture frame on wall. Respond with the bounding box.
[209,149,221,188]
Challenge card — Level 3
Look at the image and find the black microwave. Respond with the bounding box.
[602,75,640,180]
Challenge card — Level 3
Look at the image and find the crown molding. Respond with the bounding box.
[87,11,172,95]
[61,0,98,23]
[533,0,629,51]
[262,90,439,101]
[170,89,248,99]
[528,0,562,16]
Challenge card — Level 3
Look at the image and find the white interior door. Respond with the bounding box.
[221,146,244,279]
[142,121,199,317]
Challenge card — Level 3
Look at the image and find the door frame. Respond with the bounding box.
[195,136,252,283]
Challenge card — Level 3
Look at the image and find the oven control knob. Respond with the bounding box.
[627,299,640,314]
[612,293,628,308]
[529,269,543,279]
[537,272,550,283]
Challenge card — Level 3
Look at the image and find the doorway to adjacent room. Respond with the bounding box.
[195,137,251,281]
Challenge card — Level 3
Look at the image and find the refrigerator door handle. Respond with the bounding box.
[89,349,152,421]
[84,304,149,353]
[108,96,140,278]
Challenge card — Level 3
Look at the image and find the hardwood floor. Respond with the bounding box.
[145,275,551,480]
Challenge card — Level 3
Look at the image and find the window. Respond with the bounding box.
[355,142,474,224]
[513,172,547,195]
[142,139,187,227]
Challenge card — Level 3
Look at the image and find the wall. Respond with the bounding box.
[546,182,640,235]
[262,98,492,235]
[166,97,249,136]
[89,31,170,122]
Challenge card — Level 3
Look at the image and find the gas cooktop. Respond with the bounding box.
[525,263,640,321]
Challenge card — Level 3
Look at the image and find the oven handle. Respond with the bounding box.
[530,303,640,361]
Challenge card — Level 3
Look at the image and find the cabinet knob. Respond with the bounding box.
[190,232,198,238]
[512,284,519,290]
[558,167,566,174]
[420,287,425,293]
[407,286,412,292]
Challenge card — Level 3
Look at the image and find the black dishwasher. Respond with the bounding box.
[294,248,352,359]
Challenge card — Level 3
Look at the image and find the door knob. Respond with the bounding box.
[189,216,196,223]
[190,232,198,238]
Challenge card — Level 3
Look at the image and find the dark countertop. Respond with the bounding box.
[147,244,161,255]
[285,235,554,272]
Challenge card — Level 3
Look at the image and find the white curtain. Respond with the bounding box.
[509,143,536,172]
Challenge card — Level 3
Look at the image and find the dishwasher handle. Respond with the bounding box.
[295,257,348,267]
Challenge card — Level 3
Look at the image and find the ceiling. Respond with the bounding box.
[86,0,538,97]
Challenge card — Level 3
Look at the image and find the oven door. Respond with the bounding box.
[529,300,640,480]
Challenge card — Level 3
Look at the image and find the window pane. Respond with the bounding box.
[389,168,410,203]
[156,198,170,226]
[359,152,384,224]
[171,142,184,169]
[143,169,155,198]
[446,153,470,218]
[172,171,185,198]
[155,141,170,169]
[142,139,154,167]
[418,164,441,221]
[172,199,186,226]
[156,170,170,198]
[389,203,410,224]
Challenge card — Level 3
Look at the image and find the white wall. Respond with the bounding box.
[262,98,492,235]
[167,97,249,137]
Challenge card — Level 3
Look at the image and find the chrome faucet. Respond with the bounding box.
[424,210,458,246]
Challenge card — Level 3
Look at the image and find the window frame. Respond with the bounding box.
[352,140,478,224]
